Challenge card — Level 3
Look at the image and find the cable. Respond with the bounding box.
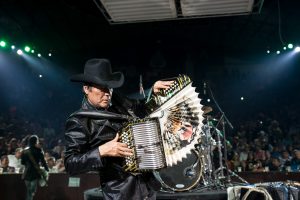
[207,84,234,129]
[277,0,286,45]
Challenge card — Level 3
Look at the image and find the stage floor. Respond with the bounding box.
[84,188,227,200]
[157,189,227,200]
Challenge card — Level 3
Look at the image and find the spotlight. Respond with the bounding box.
[288,44,294,49]
[31,50,35,53]
[11,45,15,50]
[38,53,41,57]
[283,47,287,50]
[207,99,211,102]
[295,47,300,53]
[48,53,52,57]
[0,41,6,47]
[240,97,244,101]
[24,46,31,52]
[39,74,43,78]
[276,50,280,54]
[17,49,23,55]
[267,50,270,54]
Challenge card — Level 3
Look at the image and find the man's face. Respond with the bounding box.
[84,85,112,109]
[295,151,300,159]
[15,151,22,159]
[1,157,9,167]
[282,151,289,159]
[47,159,55,168]
[35,139,41,148]
[272,158,280,167]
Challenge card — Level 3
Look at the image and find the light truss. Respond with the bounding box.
[96,0,177,23]
[181,0,256,17]
[93,0,264,24]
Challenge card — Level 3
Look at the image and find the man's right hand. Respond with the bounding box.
[98,133,133,157]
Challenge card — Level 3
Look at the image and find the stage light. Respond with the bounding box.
[288,44,293,49]
[24,46,31,52]
[17,49,23,55]
[39,74,43,78]
[0,41,6,47]
[0,39,51,57]
[295,46,300,53]
[267,50,270,54]
[207,98,211,102]
[240,97,244,101]
[283,46,287,50]
[276,50,280,54]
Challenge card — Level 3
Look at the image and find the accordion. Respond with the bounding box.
[120,75,204,172]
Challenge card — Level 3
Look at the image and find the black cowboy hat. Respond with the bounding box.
[70,58,124,88]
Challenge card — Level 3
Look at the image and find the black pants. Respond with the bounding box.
[25,179,38,200]
[101,174,157,200]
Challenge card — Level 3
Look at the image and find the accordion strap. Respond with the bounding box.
[70,110,133,120]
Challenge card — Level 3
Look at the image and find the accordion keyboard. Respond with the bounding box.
[121,119,166,172]
[146,74,191,112]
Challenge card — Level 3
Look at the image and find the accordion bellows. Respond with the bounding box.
[120,75,204,172]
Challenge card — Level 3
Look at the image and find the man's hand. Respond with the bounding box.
[98,133,133,157]
[153,80,174,94]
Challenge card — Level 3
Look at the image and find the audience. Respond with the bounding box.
[0,155,15,173]
[0,112,66,174]
[1,104,299,174]
[0,72,299,175]
[46,157,58,173]
[224,101,300,172]
[7,147,24,173]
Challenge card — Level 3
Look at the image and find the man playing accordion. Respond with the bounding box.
[64,58,173,200]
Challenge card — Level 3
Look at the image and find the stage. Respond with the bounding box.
[2,173,300,200]
[84,187,228,200]
[158,189,227,200]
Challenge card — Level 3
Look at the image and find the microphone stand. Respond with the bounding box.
[207,84,233,186]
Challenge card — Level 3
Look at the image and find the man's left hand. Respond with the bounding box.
[153,81,174,94]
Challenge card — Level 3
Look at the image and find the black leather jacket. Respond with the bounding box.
[65,97,129,178]
[64,93,159,199]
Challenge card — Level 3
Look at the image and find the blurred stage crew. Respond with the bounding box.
[21,135,49,200]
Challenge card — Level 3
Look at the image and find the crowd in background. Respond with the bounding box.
[225,101,300,173]
[1,100,300,175]
[0,111,66,174]
[0,62,300,174]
